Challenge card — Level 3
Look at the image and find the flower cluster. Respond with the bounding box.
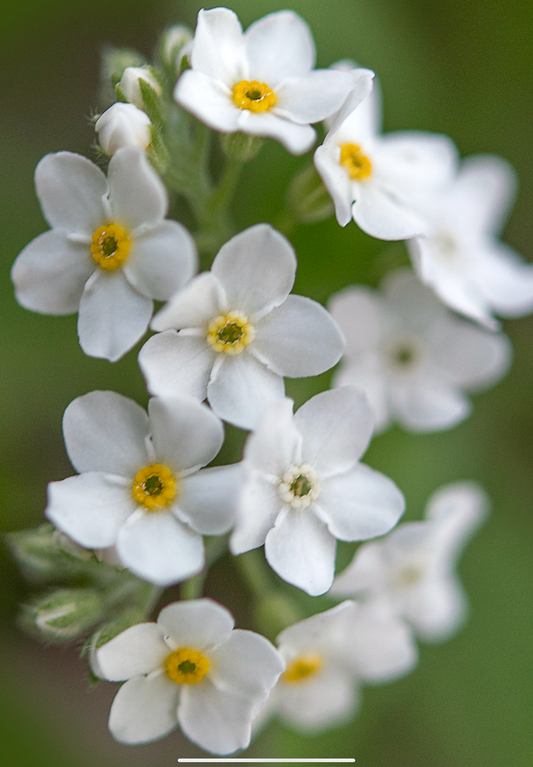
[8,4,530,757]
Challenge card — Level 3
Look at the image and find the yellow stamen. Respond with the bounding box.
[132,464,177,511]
[282,653,323,685]
[165,648,210,685]
[90,223,131,271]
[232,80,276,113]
[339,143,372,181]
[207,311,254,355]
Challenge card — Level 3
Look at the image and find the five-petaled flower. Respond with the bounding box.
[46,391,240,586]
[11,147,197,361]
[94,599,284,753]
[175,8,373,155]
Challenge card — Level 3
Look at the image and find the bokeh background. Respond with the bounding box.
[1,0,532,764]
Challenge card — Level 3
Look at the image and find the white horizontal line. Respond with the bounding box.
[177,759,355,763]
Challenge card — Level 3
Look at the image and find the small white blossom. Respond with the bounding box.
[174,8,372,155]
[119,66,162,109]
[95,103,152,156]
[408,154,533,327]
[160,25,193,74]
[11,147,196,361]
[263,600,416,732]
[139,224,345,430]
[331,482,489,641]
[46,392,240,586]
[330,268,511,432]
[314,77,458,239]
[230,388,405,595]
[95,599,284,753]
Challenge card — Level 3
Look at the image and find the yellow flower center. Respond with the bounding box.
[232,80,276,113]
[282,653,323,685]
[90,223,131,271]
[165,648,210,685]
[339,143,373,181]
[132,464,177,511]
[207,311,255,355]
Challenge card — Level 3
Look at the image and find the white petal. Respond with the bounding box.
[319,464,405,541]
[244,397,301,475]
[328,83,381,142]
[209,629,283,699]
[97,623,169,681]
[328,285,385,353]
[190,8,246,83]
[326,68,376,135]
[404,574,468,642]
[151,273,224,331]
[11,231,94,315]
[108,674,179,744]
[139,331,213,400]
[230,474,284,554]
[295,388,375,477]
[455,154,517,236]
[212,224,296,316]
[179,464,242,535]
[425,481,489,563]
[342,602,417,683]
[157,599,234,651]
[148,396,223,473]
[276,70,354,124]
[329,540,388,596]
[333,360,391,433]
[124,220,197,301]
[63,390,150,476]
[353,182,431,241]
[377,131,459,195]
[236,110,316,154]
[314,142,354,226]
[179,680,254,755]
[381,266,447,328]
[390,375,470,432]
[277,664,358,732]
[78,270,153,361]
[46,473,133,549]
[116,512,204,586]
[245,10,315,83]
[469,244,533,318]
[108,147,167,231]
[35,152,107,234]
[253,295,344,377]
[276,600,353,651]
[207,354,284,430]
[265,509,336,595]
[175,70,240,133]
[435,318,512,389]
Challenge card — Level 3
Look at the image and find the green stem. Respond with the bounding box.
[180,571,206,600]
[235,549,274,599]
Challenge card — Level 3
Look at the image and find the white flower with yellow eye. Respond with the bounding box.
[330,268,511,433]
[46,391,241,586]
[331,482,489,642]
[314,76,458,239]
[139,224,345,430]
[11,147,196,361]
[94,599,284,753]
[263,600,416,732]
[230,388,405,595]
[174,8,373,155]
[408,154,533,327]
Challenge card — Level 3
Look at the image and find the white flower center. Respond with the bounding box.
[278,465,320,509]
[387,340,420,370]
[434,230,461,261]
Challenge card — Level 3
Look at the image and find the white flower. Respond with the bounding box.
[230,388,405,595]
[264,600,416,732]
[139,224,345,430]
[331,482,489,641]
[46,391,241,586]
[119,67,162,109]
[407,154,533,327]
[330,268,512,432]
[11,147,196,361]
[314,77,458,239]
[95,103,152,156]
[174,8,373,155]
[95,599,284,753]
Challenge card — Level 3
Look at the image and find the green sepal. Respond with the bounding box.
[288,163,334,223]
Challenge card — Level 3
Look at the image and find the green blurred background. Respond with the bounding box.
[1,0,532,764]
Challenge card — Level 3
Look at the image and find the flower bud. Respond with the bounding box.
[23,588,103,642]
[118,66,162,109]
[288,164,334,223]
[95,102,152,156]
[160,24,193,75]
[220,132,263,162]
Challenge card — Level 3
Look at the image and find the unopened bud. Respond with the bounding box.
[95,102,152,156]
[160,25,193,75]
[119,66,162,109]
[288,164,334,223]
[220,132,263,162]
[23,588,103,642]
